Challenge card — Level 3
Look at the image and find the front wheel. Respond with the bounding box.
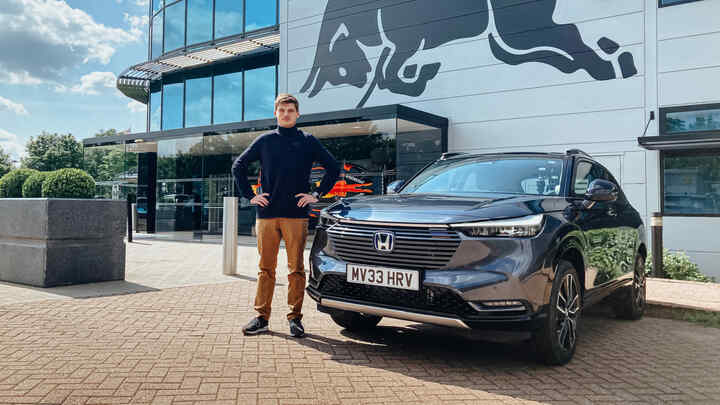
[330,310,382,331]
[532,260,582,366]
[612,254,646,320]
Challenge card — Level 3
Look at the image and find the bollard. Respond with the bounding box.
[222,197,238,275]
[131,203,137,231]
[651,212,664,278]
[126,198,133,243]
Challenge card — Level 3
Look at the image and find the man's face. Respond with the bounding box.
[275,102,300,128]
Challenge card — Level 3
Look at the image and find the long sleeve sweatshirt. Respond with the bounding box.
[231,126,340,219]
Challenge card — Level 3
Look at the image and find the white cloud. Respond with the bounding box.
[0,96,29,115]
[0,0,141,86]
[69,72,117,95]
[127,100,147,114]
[135,0,149,8]
[0,128,26,161]
[124,13,149,40]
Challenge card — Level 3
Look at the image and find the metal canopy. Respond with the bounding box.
[117,29,280,104]
[638,134,720,150]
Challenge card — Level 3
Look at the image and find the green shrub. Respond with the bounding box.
[41,168,95,198]
[645,249,714,283]
[21,171,51,198]
[0,168,39,198]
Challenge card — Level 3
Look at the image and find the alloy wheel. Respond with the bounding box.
[555,273,581,352]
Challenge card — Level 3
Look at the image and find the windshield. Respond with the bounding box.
[400,157,565,196]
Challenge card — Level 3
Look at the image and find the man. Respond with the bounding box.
[232,93,340,338]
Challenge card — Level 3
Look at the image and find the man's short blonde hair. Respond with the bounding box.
[274,93,299,112]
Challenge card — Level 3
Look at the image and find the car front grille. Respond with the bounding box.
[326,222,461,270]
[318,274,476,318]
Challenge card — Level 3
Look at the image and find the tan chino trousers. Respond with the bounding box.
[254,218,309,321]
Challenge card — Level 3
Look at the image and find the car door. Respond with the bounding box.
[571,160,626,293]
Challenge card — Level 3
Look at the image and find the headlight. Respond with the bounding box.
[319,211,339,227]
[450,214,544,238]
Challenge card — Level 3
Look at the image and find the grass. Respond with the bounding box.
[646,304,720,329]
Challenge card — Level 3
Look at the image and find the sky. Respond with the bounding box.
[0,0,151,163]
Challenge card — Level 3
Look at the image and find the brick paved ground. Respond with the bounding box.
[1,279,719,405]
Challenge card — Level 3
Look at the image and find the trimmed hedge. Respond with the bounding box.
[21,171,51,198]
[41,168,95,198]
[0,169,39,198]
[645,249,714,283]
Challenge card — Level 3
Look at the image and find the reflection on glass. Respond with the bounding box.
[153,0,163,14]
[84,143,135,200]
[185,77,211,127]
[244,66,276,121]
[164,0,185,52]
[151,13,163,59]
[187,0,212,45]
[213,71,243,124]
[665,108,720,134]
[150,90,161,131]
[215,0,243,39]
[664,154,720,214]
[162,82,184,130]
[157,136,204,232]
[246,0,277,31]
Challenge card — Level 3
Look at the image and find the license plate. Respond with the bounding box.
[346,264,420,291]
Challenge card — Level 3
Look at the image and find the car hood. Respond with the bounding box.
[326,194,568,224]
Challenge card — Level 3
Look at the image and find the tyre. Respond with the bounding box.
[330,310,382,331]
[533,260,582,366]
[612,254,646,320]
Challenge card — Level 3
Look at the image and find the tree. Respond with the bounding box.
[94,128,119,138]
[21,132,83,172]
[0,145,12,178]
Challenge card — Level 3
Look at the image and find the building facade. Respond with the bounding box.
[85,0,720,278]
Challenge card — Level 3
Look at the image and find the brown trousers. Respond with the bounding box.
[254,218,309,321]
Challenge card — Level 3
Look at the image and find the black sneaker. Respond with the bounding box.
[289,318,305,338]
[242,316,269,335]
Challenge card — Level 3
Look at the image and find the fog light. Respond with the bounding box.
[469,300,527,313]
[482,300,524,307]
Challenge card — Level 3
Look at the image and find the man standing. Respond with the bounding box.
[232,94,340,338]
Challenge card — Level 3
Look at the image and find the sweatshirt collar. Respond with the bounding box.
[277,125,299,137]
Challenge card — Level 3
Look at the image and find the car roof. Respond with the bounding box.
[440,149,594,161]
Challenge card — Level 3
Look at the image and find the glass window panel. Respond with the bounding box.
[162,82,184,130]
[153,0,163,13]
[215,0,243,39]
[150,89,161,131]
[185,77,211,127]
[156,136,204,233]
[245,0,276,32]
[187,0,212,45]
[151,13,163,59]
[665,108,720,134]
[213,71,243,124]
[244,66,276,121]
[164,0,185,52]
[664,153,720,214]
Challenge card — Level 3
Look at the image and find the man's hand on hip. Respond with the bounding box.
[295,193,319,207]
[251,193,270,207]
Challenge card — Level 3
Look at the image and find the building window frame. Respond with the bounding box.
[660,148,720,217]
[660,103,720,137]
[658,0,703,7]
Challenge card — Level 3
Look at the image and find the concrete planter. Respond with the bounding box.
[0,199,126,287]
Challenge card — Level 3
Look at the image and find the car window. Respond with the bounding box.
[401,157,564,196]
[573,162,607,195]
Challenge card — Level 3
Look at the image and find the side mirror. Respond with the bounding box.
[386,179,405,194]
[585,179,618,202]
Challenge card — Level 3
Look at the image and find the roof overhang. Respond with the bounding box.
[117,27,280,104]
[638,134,720,150]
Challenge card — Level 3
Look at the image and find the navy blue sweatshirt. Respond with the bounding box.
[231,126,340,219]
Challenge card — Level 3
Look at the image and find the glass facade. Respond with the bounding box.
[187,0,212,45]
[150,0,278,57]
[185,77,212,127]
[663,106,720,135]
[664,151,720,215]
[86,112,446,240]
[150,89,161,131]
[162,82,184,130]
[213,71,243,124]
[244,66,275,121]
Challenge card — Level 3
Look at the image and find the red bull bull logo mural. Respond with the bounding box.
[301,0,638,108]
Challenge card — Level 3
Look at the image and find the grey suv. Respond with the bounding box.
[307,150,647,365]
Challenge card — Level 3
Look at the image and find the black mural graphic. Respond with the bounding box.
[301,0,638,108]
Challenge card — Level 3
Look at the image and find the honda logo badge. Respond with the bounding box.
[373,231,394,253]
